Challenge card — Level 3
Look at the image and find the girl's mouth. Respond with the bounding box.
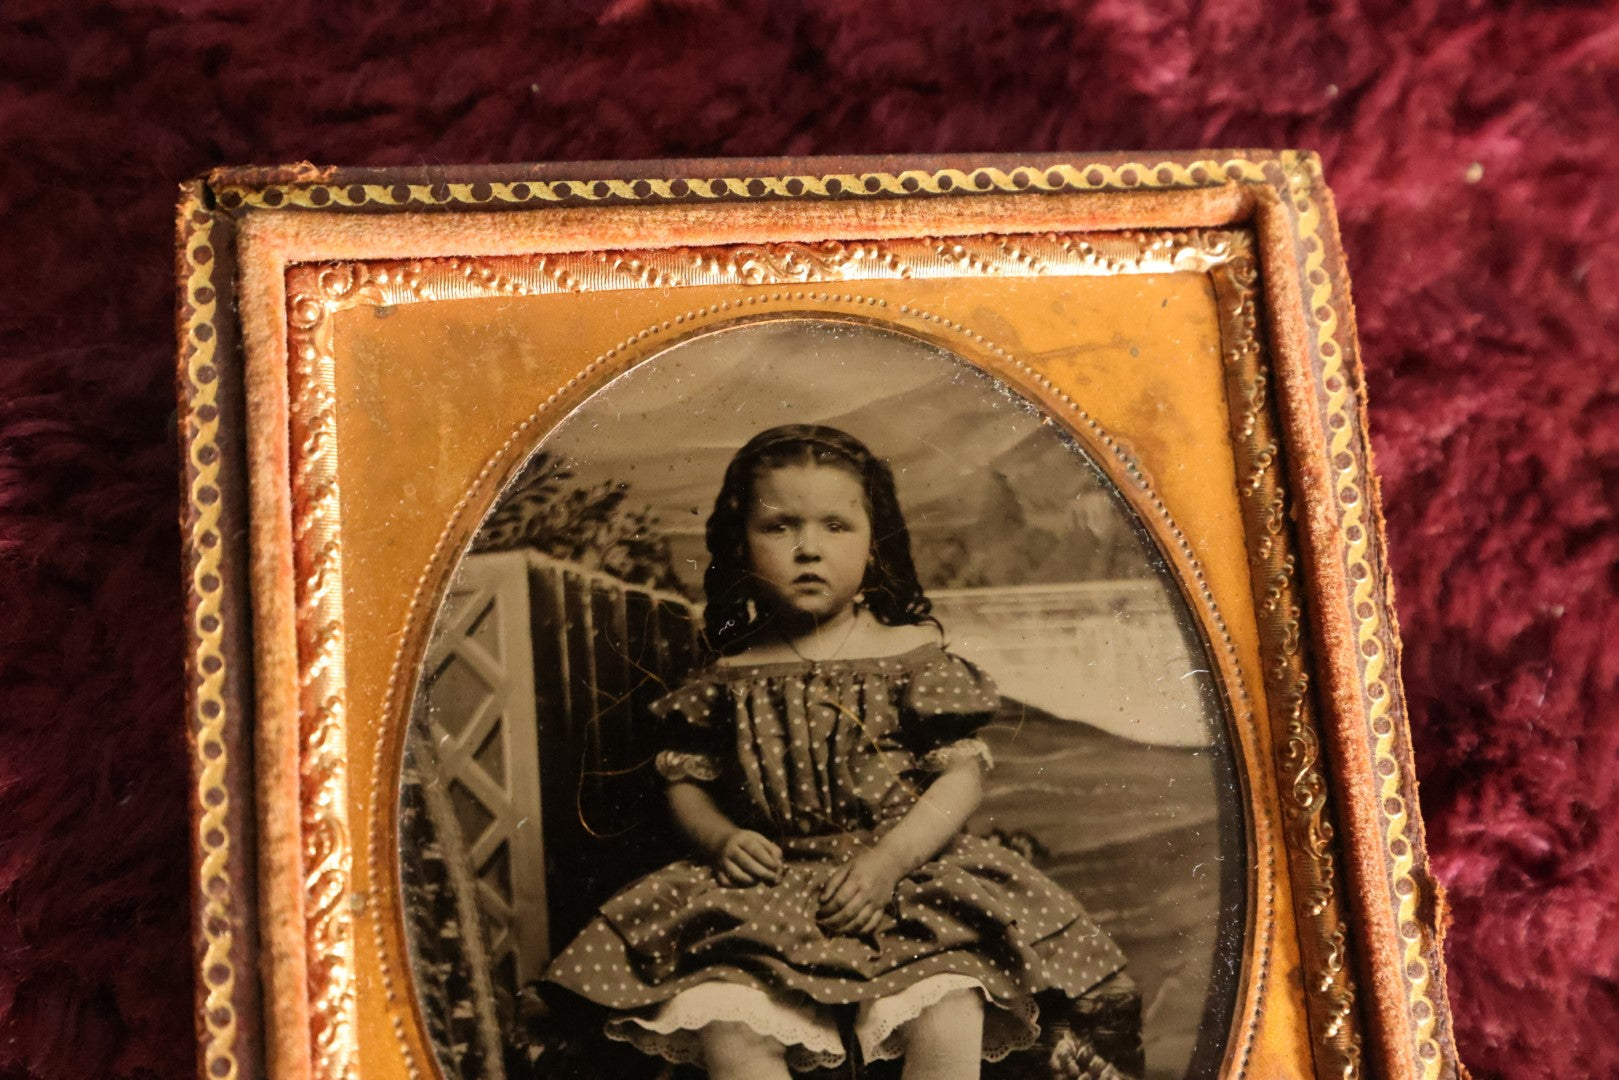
[793,574,827,586]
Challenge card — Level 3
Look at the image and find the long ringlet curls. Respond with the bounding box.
[702,425,934,653]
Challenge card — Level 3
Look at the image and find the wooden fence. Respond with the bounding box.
[416,549,701,999]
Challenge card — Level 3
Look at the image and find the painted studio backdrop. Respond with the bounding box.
[399,320,1245,1080]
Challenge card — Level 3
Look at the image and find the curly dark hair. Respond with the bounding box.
[702,425,934,653]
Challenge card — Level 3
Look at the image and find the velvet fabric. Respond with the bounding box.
[1,3,1614,1078]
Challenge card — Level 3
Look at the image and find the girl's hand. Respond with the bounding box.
[818,851,902,935]
[713,829,783,886]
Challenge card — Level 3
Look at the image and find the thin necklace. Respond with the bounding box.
[782,609,861,671]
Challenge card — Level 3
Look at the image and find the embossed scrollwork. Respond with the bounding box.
[286,267,367,1080]
[1214,242,1365,1080]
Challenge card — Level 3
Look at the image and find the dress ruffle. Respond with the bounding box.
[653,748,722,783]
[607,972,1041,1070]
[607,981,847,1072]
[918,736,994,773]
[860,972,1039,1063]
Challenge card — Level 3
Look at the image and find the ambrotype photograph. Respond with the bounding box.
[398,318,1246,1080]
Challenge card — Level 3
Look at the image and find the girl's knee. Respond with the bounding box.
[921,987,985,1025]
[701,1020,788,1071]
[907,987,985,1047]
[902,991,984,1079]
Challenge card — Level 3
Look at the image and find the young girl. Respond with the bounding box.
[546,425,1128,1079]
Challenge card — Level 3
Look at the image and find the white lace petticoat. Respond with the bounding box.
[604,974,1041,1071]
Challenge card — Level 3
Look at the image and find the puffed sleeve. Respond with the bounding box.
[901,650,1001,773]
[646,676,728,784]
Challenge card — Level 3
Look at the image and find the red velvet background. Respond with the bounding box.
[1,3,1615,1078]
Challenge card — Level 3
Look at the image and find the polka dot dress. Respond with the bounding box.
[546,644,1128,1067]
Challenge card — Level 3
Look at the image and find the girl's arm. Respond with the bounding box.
[667,780,783,885]
[873,756,984,874]
[819,756,984,932]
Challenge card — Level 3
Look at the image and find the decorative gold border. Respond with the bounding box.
[211,158,1273,213]
[288,229,1245,306]
[286,277,362,1080]
[178,192,240,1080]
[188,152,1460,1080]
[1284,159,1450,1074]
[283,231,1336,1079]
[1214,251,1362,1079]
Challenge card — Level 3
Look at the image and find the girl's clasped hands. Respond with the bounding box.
[711,828,901,936]
[818,850,903,936]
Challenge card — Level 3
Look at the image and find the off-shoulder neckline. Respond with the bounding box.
[703,641,948,679]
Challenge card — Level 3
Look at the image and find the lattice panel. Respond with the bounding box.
[423,552,549,992]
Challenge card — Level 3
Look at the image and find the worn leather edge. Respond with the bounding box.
[1310,174,1462,1080]
[227,185,1251,261]
[234,213,315,1080]
[1254,158,1461,1080]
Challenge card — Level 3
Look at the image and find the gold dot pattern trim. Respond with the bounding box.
[1288,157,1445,1078]
[179,197,239,1080]
[212,159,1273,212]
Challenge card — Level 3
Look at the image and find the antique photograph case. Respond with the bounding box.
[176,155,1460,1080]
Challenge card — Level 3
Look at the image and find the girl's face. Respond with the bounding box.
[745,463,872,625]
